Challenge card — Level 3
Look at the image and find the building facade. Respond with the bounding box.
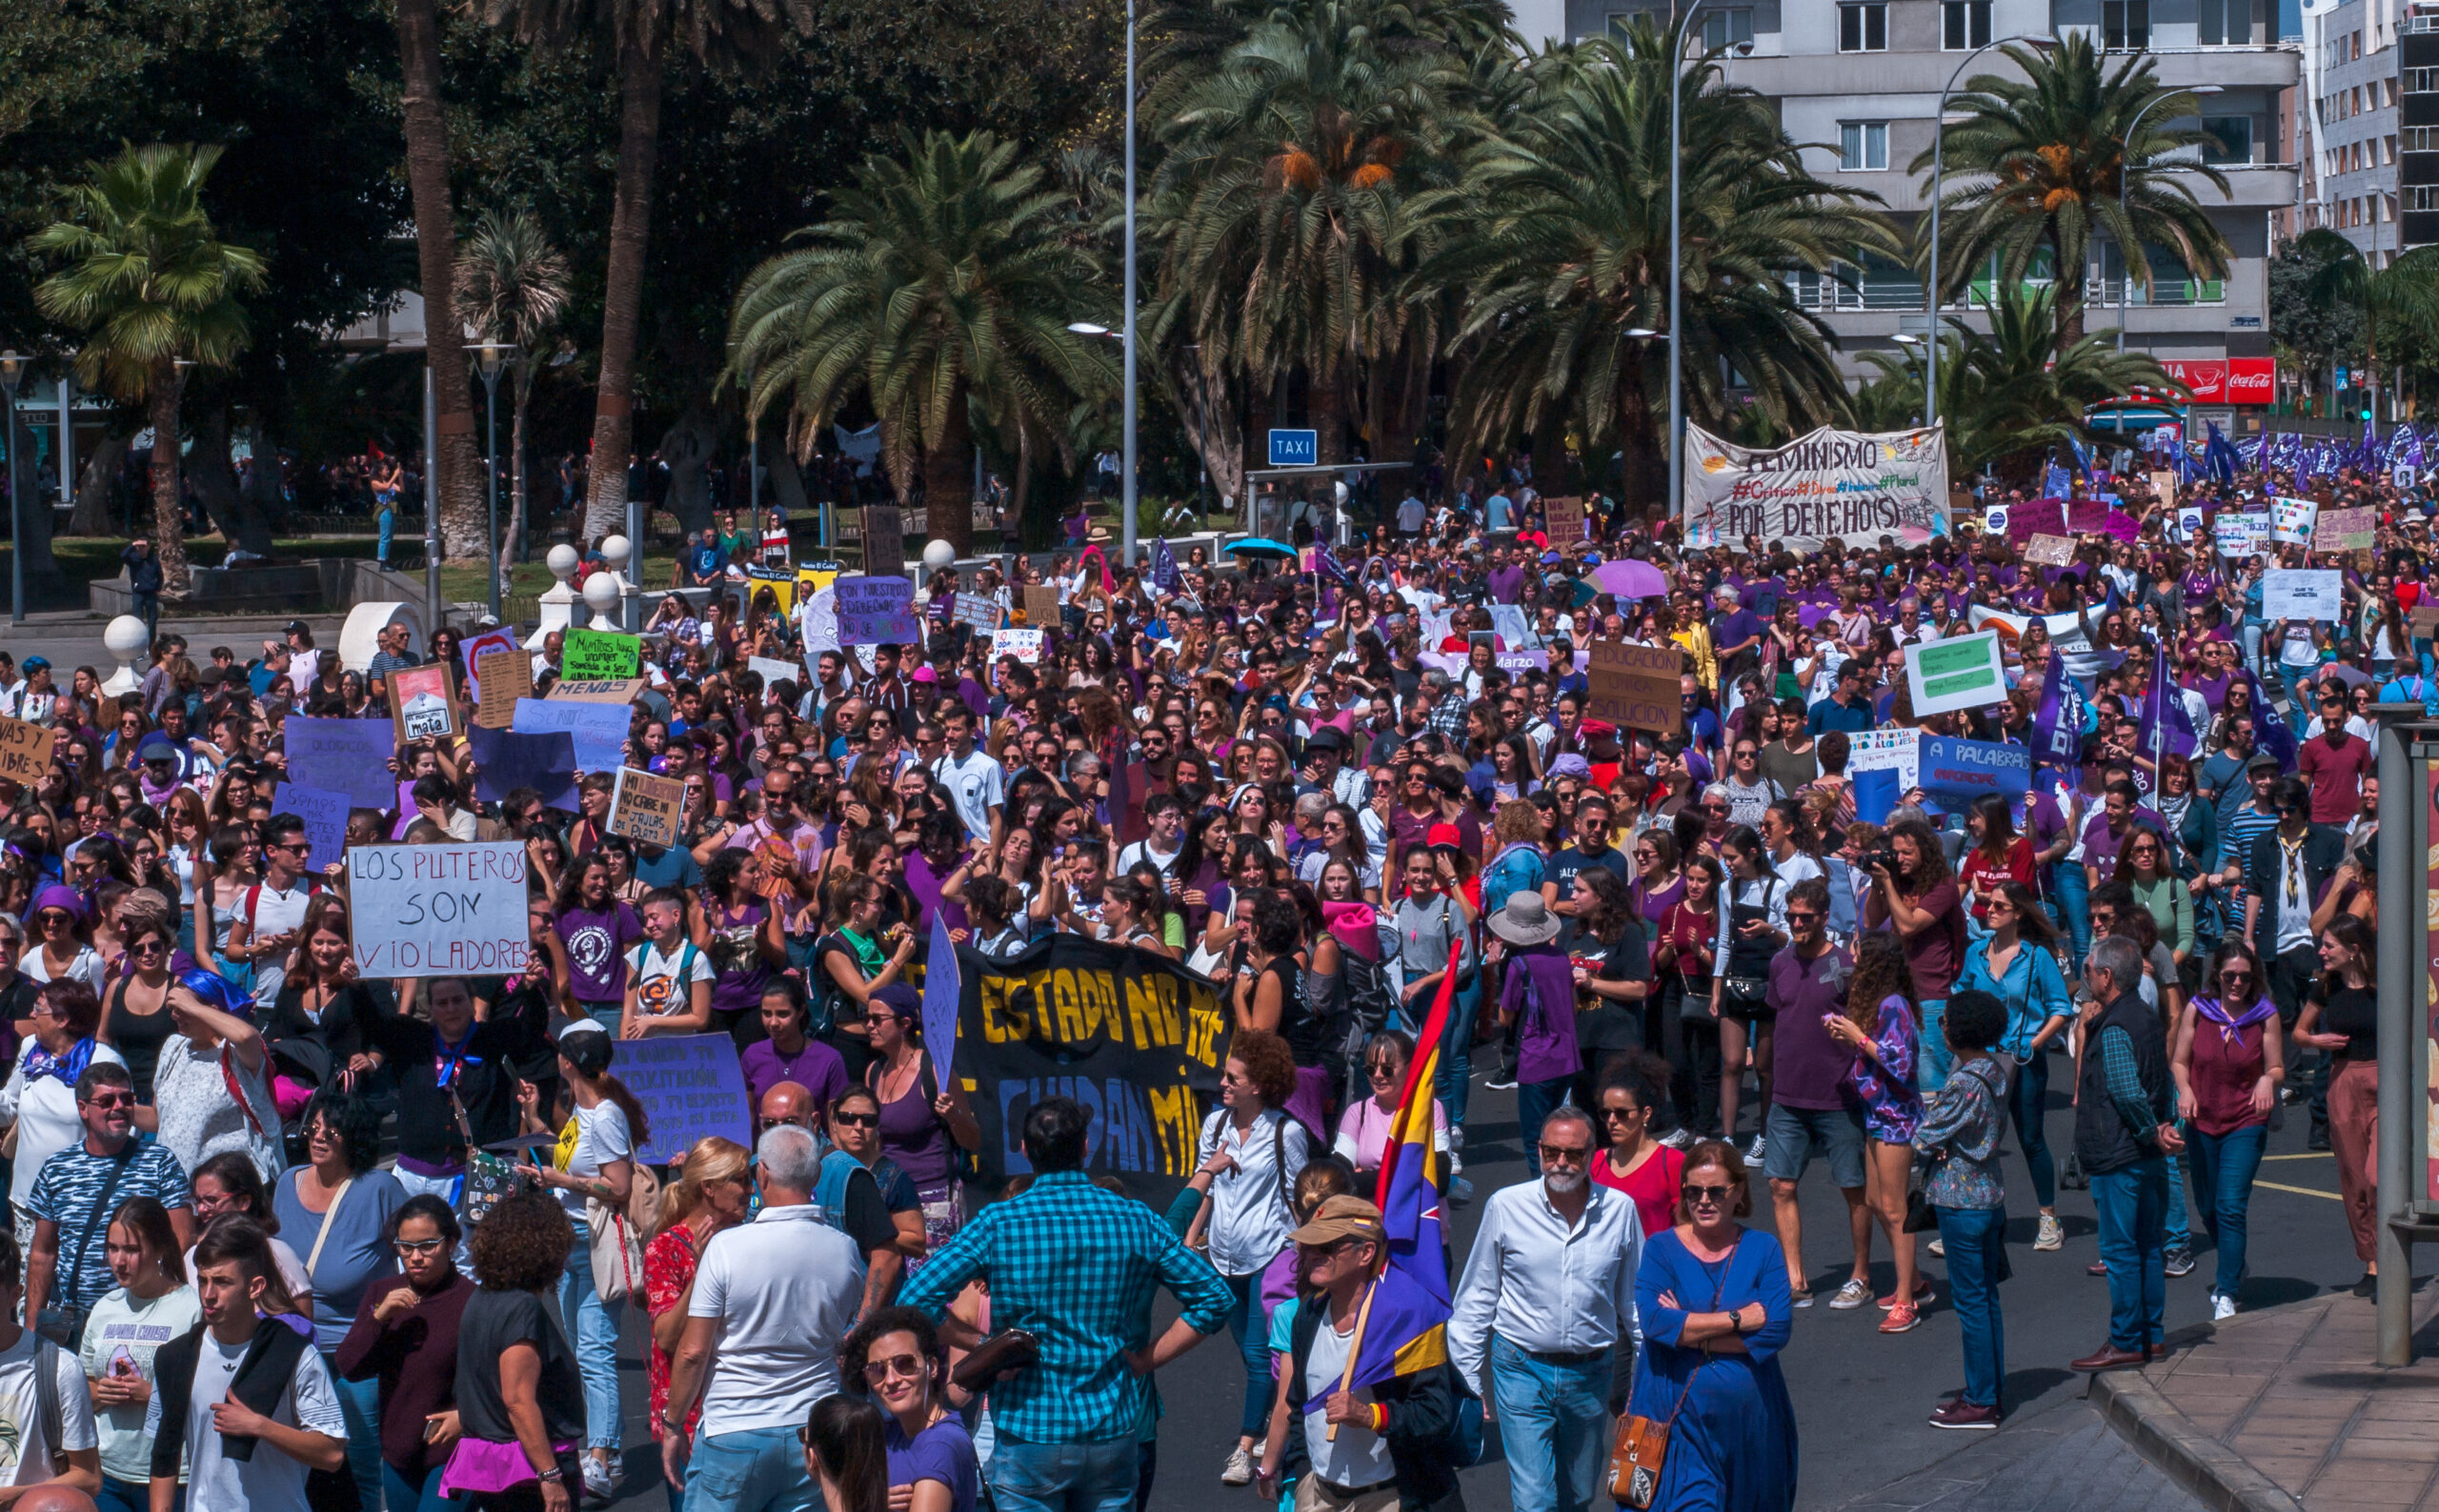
[2296,0,2408,258]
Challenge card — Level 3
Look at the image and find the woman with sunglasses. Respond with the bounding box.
[2170,940,2283,1320]
[1952,880,2073,1251]
[843,1306,979,1512]
[1625,1139,1796,1512]
[830,1085,929,1262]
[1591,1056,1687,1241]
[2120,828,2195,972]
[861,983,980,1265]
[335,1196,472,1512]
[640,1137,750,1452]
[1332,1029,1449,1191]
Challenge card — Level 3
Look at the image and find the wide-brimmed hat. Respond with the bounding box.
[1289,1194,1385,1249]
[1486,890,1561,946]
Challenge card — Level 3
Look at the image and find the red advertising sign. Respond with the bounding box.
[2164,358,2226,401]
[2159,356,2274,405]
[2227,357,2275,403]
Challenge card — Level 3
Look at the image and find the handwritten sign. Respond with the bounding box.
[513,698,630,773]
[389,662,456,746]
[346,842,529,978]
[1020,585,1061,627]
[2315,506,2376,553]
[0,717,55,788]
[835,575,921,645]
[2024,534,2075,567]
[746,655,800,690]
[474,650,529,730]
[1904,631,2007,716]
[546,677,646,705]
[995,628,1045,664]
[1847,728,1921,790]
[2263,568,2345,622]
[562,627,641,680]
[614,1034,753,1166]
[272,784,353,871]
[609,767,687,849]
[1544,496,1587,543]
[2271,495,2317,545]
[953,593,1000,632]
[799,587,840,655]
[861,504,906,577]
[284,717,398,809]
[2410,604,2439,645]
[460,627,522,696]
[1583,641,1683,736]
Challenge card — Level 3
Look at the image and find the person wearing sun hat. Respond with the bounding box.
[1485,891,1582,1178]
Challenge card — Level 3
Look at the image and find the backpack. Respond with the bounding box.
[241,878,321,931]
[1201,1108,1294,1220]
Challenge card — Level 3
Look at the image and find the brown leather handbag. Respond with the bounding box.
[1608,1238,1742,1509]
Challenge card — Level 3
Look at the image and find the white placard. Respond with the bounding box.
[2270,496,2317,545]
[1983,506,2008,534]
[345,842,530,978]
[2176,507,2206,541]
[1487,603,1536,650]
[995,628,1045,664]
[798,587,840,655]
[1845,729,1920,791]
[2262,568,2345,622]
[1902,630,2009,716]
[747,655,800,688]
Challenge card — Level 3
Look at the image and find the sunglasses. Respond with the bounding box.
[833,1111,878,1129]
[1784,909,1823,922]
[862,1353,927,1382]
[1682,1183,1734,1205]
[394,1237,448,1256]
[81,1092,135,1109]
[1538,1142,1590,1163]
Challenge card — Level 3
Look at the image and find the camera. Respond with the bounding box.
[1862,847,1900,877]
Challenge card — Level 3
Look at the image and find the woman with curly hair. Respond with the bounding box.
[443,1193,587,1510]
[700,848,785,1048]
[840,1306,980,1512]
[1827,931,1926,1335]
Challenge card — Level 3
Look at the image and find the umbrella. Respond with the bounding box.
[1590,558,1669,599]
[1223,537,1297,558]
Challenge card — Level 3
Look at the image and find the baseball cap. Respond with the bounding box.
[1425,822,1464,851]
[1289,1194,1386,1249]
[1578,718,1618,738]
[283,620,311,637]
[911,666,938,684]
[1303,727,1344,752]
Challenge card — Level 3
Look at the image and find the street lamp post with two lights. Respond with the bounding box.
[474,340,516,621]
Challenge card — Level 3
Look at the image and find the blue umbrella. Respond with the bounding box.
[1223,537,1297,558]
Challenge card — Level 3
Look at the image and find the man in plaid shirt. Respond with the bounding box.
[898,1097,1232,1512]
[1420,669,1471,741]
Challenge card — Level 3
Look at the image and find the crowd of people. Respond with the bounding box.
[0,449,2400,1512]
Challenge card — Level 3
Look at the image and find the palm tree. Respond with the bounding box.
[726,129,1118,554]
[392,0,486,561]
[485,0,811,550]
[1914,34,2232,350]
[456,207,573,577]
[2290,228,2439,423]
[30,145,265,596]
[1422,23,1896,506]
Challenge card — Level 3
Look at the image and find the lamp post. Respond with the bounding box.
[1666,2,1714,530]
[475,340,514,621]
[1121,0,1139,568]
[1893,333,1931,424]
[0,351,23,626]
[1927,36,2058,425]
[2119,86,2221,354]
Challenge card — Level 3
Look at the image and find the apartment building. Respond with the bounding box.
[1508,0,2301,425]
[2297,0,2403,255]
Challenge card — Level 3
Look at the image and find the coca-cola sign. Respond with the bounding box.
[2163,359,2227,401]
[2226,357,2274,403]
[2156,356,2274,405]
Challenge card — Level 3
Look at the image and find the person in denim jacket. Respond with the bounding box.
[1912,990,2014,1431]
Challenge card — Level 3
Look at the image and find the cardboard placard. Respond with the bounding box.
[389,662,456,745]
[0,717,56,788]
[2410,603,2439,644]
[2024,534,2076,567]
[2149,471,2177,506]
[345,842,530,978]
[609,767,688,850]
[1020,585,1061,627]
[1544,495,1587,543]
[835,575,921,645]
[2314,506,2376,553]
[474,649,530,730]
[1582,640,1683,735]
[561,627,642,680]
[459,627,523,698]
[1903,632,2008,716]
[861,504,906,577]
[953,593,1000,631]
[546,677,647,705]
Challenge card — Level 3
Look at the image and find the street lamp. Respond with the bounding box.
[1893,333,1931,424]
[0,351,23,626]
[474,340,514,621]
[2117,86,2222,355]
[1667,7,1747,526]
[1121,0,1139,569]
[1926,35,2058,426]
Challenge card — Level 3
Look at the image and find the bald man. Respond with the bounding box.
[757,1080,819,1136]
[753,1081,903,1317]
[15,1487,98,1512]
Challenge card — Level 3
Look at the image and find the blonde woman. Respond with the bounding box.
[642,1137,751,1445]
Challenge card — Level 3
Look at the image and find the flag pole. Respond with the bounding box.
[1325,1274,1382,1442]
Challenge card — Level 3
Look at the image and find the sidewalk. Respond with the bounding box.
[2092,1282,2439,1512]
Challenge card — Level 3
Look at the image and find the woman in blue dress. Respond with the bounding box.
[1623,1139,1798,1512]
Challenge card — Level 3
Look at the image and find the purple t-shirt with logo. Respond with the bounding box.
[555,901,642,1004]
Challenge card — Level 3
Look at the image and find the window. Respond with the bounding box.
[1839,3,1886,50]
[2407,125,2439,151]
[1700,8,1753,49]
[2409,67,2439,91]
[2197,0,2250,44]
[1943,0,1991,49]
[2201,114,2253,164]
[2409,185,2439,211]
[2103,0,2149,50]
[1840,121,1890,171]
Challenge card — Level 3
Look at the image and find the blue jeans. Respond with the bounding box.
[2091,1159,2167,1353]
[685,1424,817,1512]
[1918,999,1952,1095]
[558,1221,626,1451]
[1487,1335,1609,1512]
[989,1437,1140,1512]
[1220,1270,1274,1441]
[2242,621,2264,677]
[96,1477,176,1512]
[1936,1204,2007,1409]
[2007,1052,2057,1209]
[1430,973,1483,1130]
[1518,1078,1573,1178]
[2164,1149,2192,1252]
[384,1459,463,1512]
[2186,1123,2268,1301]
[378,504,396,565]
[326,1353,385,1512]
[2049,862,2090,968]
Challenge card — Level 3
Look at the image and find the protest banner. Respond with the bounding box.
[797,561,843,599]
[459,628,522,697]
[746,655,800,690]
[2023,534,2075,567]
[1544,495,1587,543]
[2314,506,2377,553]
[1681,423,1949,551]
[467,726,577,811]
[513,698,629,772]
[561,627,641,680]
[389,663,456,745]
[2271,495,2318,545]
[545,678,646,705]
[0,717,56,788]
[2263,568,2345,622]
[1019,585,1061,627]
[835,575,921,645]
[995,628,1045,664]
[1846,728,1920,791]
[1904,632,2007,716]
[474,650,529,729]
[1915,735,2031,800]
[743,567,796,616]
[954,593,1001,632]
[599,1034,752,1166]
[959,934,1230,1201]
[346,842,529,977]
[1583,641,1683,736]
[861,504,906,576]
[609,767,688,849]
[272,784,352,871]
[284,717,399,808]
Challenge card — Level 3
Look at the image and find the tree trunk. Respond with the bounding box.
[1011,422,1035,552]
[500,368,532,578]
[1172,357,1245,519]
[924,393,975,554]
[184,405,276,558]
[1620,374,1665,526]
[145,361,191,595]
[2051,231,2086,352]
[1312,368,1347,466]
[580,49,666,549]
[654,404,719,538]
[67,428,132,537]
[241,422,289,533]
[393,0,484,560]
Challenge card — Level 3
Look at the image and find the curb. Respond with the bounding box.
[2089,1365,2309,1512]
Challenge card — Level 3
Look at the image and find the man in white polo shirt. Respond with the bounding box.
[659,1123,867,1511]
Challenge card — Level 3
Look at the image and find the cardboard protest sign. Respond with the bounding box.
[346,842,529,977]
[954,593,1000,632]
[861,504,906,576]
[474,650,529,730]
[0,717,56,788]
[2024,534,2076,567]
[1019,585,1061,627]
[2411,603,2439,645]
[561,627,642,680]
[1582,641,1683,736]
[1544,495,1587,543]
[459,627,523,699]
[608,767,687,849]
[614,1035,753,1165]
[2263,568,2345,622]
[1904,632,2007,716]
[272,784,353,871]
[513,698,630,772]
[1915,735,2030,799]
[2150,471,2178,506]
[835,575,921,645]
[2314,506,2376,553]
[389,663,456,745]
[545,678,647,705]
[284,717,398,808]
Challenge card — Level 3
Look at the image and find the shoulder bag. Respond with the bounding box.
[34,1146,141,1349]
[1609,1237,1742,1510]
[450,1088,528,1230]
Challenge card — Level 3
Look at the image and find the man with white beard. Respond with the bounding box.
[1448,1105,1644,1512]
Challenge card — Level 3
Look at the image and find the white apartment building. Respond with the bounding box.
[2295,0,2425,260]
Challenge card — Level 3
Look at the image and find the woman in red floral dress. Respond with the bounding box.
[643,1136,753,1441]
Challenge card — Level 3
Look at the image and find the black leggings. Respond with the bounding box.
[1654,974,1722,1138]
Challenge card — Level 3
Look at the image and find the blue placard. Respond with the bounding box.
[511,698,630,774]
[1916,735,2031,799]
[283,717,399,809]
[1268,429,1318,467]
[468,726,579,811]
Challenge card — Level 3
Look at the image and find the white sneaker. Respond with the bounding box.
[2212,1293,2239,1321]
[1827,1277,1873,1311]
[1927,1237,1946,1258]
[1661,1128,1695,1150]
[1743,1133,1767,1165]
[1220,1445,1256,1486]
[2035,1214,2064,1252]
[580,1455,615,1503]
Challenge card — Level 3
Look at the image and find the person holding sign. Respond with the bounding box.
[858,986,980,1266]
[621,889,715,1039]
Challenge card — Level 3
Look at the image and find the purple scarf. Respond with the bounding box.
[2191,992,2276,1044]
[23,1035,96,1089]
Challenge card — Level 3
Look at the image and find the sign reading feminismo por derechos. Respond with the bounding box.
[1681,424,1950,552]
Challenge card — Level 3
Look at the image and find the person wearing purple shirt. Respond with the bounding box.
[1486,551,1526,606]
[1488,892,1581,1177]
[738,980,851,1111]
[555,869,644,1031]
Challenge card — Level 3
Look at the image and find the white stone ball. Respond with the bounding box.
[102,615,152,661]
[546,543,580,580]
[580,573,623,615]
[922,539,957,572]
[600,534,632,571]
[1334,479,1350,504]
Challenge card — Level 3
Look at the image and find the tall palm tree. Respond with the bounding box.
[392,0,486,561]
[456,207,574,577]
[1914,35,2232,350]
[30,145,265,596]
[485,0,811,550]
[2290,228,2439,422]
[726,129,1118,554]
[1422,23,1896,506]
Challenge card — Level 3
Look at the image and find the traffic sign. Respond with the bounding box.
[1268,429,1318,467]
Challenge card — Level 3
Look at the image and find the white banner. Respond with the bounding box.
[2263,568,2345,623]
[345,842,530,977]
[1846,729,1920,791]
[1682,424,1950,551]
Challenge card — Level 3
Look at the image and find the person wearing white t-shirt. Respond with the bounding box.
[659,1123,866,1505]
[621,889,715,1038]
[928,707,1005,844]
[221,815,321,1011]
[1115,795,1188,881]
[0,1231,101,1498]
